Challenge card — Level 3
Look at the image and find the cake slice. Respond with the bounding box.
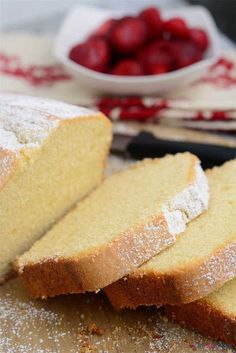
[165,277,236,349]
[105,159,236,309]
[0,94,112,282]
[15,153,208,298]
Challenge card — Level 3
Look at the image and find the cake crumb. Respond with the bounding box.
[80,337,97,353]
[87,323,104,336]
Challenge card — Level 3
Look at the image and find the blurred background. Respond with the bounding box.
[0,0,236,154]
[0,0,235,44]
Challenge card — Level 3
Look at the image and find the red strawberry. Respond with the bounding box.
[90,18,116,39]
[69,38,110,72]
[137,40,173,75]
[164,18,189,38]
[111,59,144,76]
[171,40,202,69]
[189,28,209,51]
[109,17,148,53]
[139,7,163,38]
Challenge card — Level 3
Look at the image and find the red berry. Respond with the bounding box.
[109,17,148,53]
[137,40,173,75]
[111,59,144,76]
[171,40,202,69]
[151,38,171,51]
[69,38,110,72]
[139,7,163,38]
[164,18,189,38]
[189,28,209,51]
[90,18,116,39]
[147,63,170,75]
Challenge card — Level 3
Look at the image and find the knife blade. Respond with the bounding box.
[111,131,236,169]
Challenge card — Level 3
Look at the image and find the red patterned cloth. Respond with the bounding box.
[0,33,235,132]
[93,58,236,131]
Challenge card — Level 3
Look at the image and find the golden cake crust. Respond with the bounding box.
[165,299,236,349]
[104,240,236,309]
[16,214,172,298]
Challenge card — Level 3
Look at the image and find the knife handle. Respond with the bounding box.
[127,132,236,169]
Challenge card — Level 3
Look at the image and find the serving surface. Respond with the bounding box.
[0,278,230,353]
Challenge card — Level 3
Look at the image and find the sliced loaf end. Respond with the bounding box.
[0,94,112,282]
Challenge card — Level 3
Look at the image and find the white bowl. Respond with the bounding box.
[54,5,220,95]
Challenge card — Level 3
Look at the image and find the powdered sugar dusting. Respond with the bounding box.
[0,104,57,152]
[0,94,93,119]
[199,243,236,286]
[115,217,176,269]
[0,289,79,353]
[163,163,209,235]
[180,242,236,300]
[0,152,15,182]
[0,94,95,154]
[0,279,228,353]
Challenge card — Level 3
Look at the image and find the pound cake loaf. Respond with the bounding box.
[165,277,236,349]
[15,153,208,298]
[0,94,112,282]
[105,159,236,309]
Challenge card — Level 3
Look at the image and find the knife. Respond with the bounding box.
[112,131,236,169]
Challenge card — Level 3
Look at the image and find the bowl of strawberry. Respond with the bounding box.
[55,5,219,94]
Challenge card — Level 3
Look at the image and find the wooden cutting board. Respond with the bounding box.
[0,156,234,353]
[0,278,233,353]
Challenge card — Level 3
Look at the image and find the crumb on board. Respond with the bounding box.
[80,337,97,353]
[87,323,104,336]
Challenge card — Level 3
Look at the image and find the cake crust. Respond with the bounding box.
[104,240,236,309]
[165,299,236,349]
[17,215,171,297]
[15,155,209,298]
